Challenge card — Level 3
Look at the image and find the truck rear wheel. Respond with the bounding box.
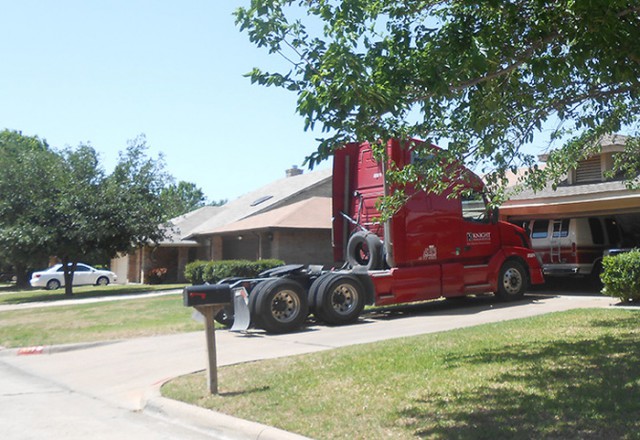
[248,280,274,329]
[496,260,528,301]
[253,278,309,333]
[315,274,365,325]
[308,272,335,316]
[346,231,383,270]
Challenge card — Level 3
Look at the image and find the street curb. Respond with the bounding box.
[144,394,313,440]
[0,341,119,357]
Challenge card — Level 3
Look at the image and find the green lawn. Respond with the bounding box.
[163,308,640,439]
[0,283,186,305]
[0,289,203,348]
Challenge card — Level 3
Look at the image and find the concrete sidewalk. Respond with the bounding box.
[0,293,623,439]
[0,288,182,312]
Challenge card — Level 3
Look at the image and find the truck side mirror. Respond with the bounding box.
[491,206,499,224]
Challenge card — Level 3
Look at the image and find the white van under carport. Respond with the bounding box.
[522,217,622,277]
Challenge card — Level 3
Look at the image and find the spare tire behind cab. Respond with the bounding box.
[346,231,384,270]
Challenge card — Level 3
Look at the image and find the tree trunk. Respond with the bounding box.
[62,257,76,296]
[14,264,31,289]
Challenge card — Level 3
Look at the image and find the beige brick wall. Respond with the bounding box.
[272,229,334,267]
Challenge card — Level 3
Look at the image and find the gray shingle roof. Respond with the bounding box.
[208,197,331,234]
[507,180,633,202]
[160,205,224,245]
[186,168,332,238]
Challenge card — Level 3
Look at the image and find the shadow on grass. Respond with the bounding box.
[363,294,545,321]
[219,385,270,398]
[0,284,185,305]
[396,314,640,439]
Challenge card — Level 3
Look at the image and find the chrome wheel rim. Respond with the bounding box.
[270,289,300,323]
[330,283,358,315]
[503,268,522,295]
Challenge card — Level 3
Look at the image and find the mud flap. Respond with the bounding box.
[230,287,251,332]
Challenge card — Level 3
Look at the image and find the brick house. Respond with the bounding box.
[111,167,332,283]
[501,134,640,246]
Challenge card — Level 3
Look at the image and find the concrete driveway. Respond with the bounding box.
[0,292,620,439]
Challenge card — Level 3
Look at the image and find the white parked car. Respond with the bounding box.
[30,263,117,290]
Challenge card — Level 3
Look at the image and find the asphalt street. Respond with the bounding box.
[0,292,621,439]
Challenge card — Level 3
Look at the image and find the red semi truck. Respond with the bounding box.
[202,139,544,334]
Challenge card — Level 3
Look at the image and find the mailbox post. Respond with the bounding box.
[183,284,232,394]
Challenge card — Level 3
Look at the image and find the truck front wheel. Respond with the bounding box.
[253,278,309,333]
[496,260,528,301]
[315,274,365,325]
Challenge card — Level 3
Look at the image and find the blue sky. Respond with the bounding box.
[0,1,329,202]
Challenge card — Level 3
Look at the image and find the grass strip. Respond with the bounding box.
[0,294,201,348]
[163,308,640,439]
[0,283,187,305]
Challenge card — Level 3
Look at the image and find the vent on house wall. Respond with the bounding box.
[575,157,602,183]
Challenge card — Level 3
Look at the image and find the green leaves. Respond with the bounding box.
[601,250,640,302]
[0,130,171,288]
[236,0,640,206]
[160,181,207,220]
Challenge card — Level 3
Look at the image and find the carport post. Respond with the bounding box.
[196,305,224,394]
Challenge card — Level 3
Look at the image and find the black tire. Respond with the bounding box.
[253,278,309,334]
[346,231,383,270]
[495,260,528,301]
[248,280,276,329]
[307,272,335,316]
[214,305,235,327]
[46,279,61,290]
[315,274,365,325]
[96,276,110,286]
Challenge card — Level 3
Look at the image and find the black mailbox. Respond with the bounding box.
[183,284,232,307]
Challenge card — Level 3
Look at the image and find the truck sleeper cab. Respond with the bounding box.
[223,139,544,334]
[332,139,544,307]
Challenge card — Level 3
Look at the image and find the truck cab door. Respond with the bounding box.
[441,189,501,295]
[459,191,501,261]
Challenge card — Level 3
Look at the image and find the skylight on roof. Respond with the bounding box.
[250,195,273,207]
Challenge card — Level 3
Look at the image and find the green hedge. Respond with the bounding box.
[601,250,640,302]
[184,259,285,285]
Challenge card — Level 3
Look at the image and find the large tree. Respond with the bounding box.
[0,130,61,286]
[160,180,208,219]
[0,131,171,293]
[236,0,640,210]
[53,136,170,295]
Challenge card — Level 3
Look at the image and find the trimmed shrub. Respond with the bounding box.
[601,250,640,302]
[184,260,206,285]
[184,259,285,285]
